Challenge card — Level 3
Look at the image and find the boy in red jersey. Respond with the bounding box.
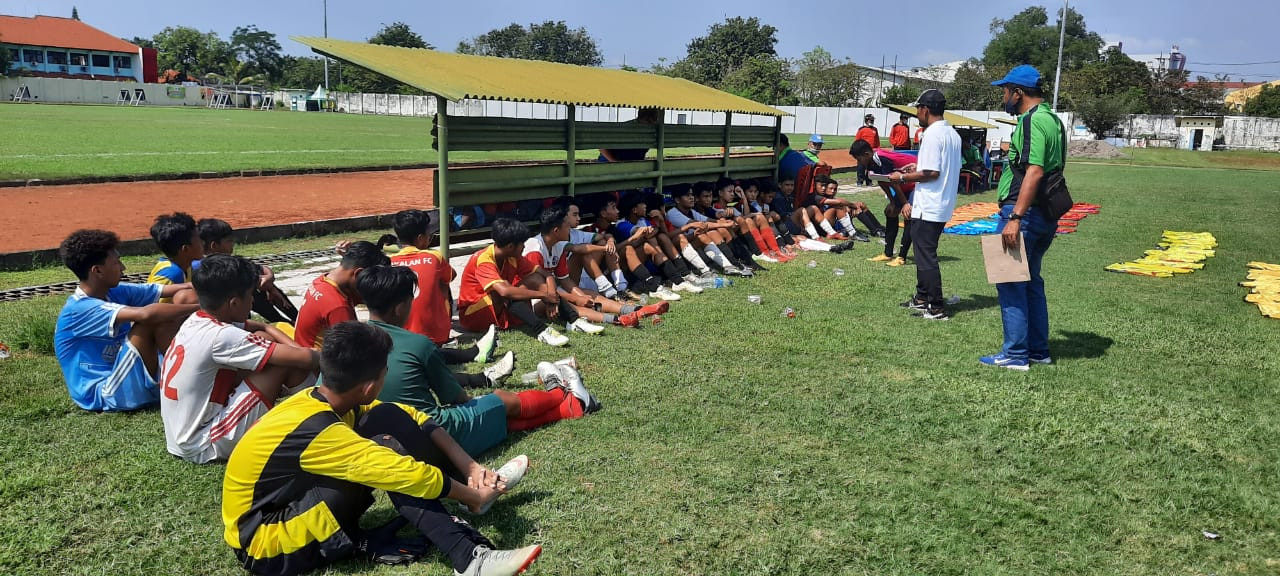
[294,240,391,349]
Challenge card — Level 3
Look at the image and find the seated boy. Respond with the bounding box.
[294,240,391,349]
[360,265,598,456]
[197,218,298,324]
[386,210,501,366]
[666,186,752,277]
[54,229,198,411]
[160,254,321,464]
[850,140,918,266]
[810,175,880,242]
[147,212,203,303]
[694,182,764,271]
[457,219,577,347]
[713,177,788,262]
[614,193,704,294]
[221,321,539,576]
[523,206,669,331]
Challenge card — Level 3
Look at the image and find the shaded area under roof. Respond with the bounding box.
[292,36,786,117]
[886,104,997,129]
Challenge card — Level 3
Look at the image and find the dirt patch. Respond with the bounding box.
[1069,139,1128,159]
[0,170,436,253]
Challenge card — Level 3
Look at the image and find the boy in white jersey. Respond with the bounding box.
[161,253,320,463]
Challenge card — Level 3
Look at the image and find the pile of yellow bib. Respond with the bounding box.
[1241,262,1280,318]
[1105,231,1217,277]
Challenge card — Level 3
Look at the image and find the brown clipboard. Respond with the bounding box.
[981,234,1031,283]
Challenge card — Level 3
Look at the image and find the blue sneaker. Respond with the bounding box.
[1028,353,1053,365]
[979,353,1030,371]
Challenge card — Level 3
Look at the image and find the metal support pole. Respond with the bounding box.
[722,112,733,176]
[772,116,782,181]
[436,95,450,255]
[566,105,576,197]
[322,0,329,90]
[1052,0,1067,111]
[655,110,666,193]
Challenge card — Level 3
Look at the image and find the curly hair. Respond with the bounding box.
[60,229,119,280]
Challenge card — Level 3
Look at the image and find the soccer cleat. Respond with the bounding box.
[1028,353,1053,365]
[979,353,1030,371]
[637,301,670,317]
[359,518,426,566]
[616,311,642,327]
[672,280,704,294]
[649,285,682,301]
[483,351,516,385]
[615,289,644,304]
[899,297,927,310]
[828,232,848,241]
[852,231,871,243]
[557,364,602,414]
[475,324,499,363]
[536,327,569,347]
[453,545,542,576]
[886,257,906,267]
[867,254,893,262]
[567,317,605,334]
[538,361,566,391]
[753,253,779,263]
[915,305,950,321]
[475,454,529,515]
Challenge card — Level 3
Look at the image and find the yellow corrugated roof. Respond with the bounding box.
[292,36,786,117]
[1224,79,1280,108]
[886,104,997,129]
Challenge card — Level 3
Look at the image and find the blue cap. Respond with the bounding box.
[992,64,1043,88]
[809,134,824,144]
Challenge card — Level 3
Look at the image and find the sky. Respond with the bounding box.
[4,0,1279,81]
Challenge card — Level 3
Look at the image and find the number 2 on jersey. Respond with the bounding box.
[160,345,185,401]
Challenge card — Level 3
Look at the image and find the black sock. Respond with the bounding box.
[438,347,479,365]
[741,233,762,255]
[452,371,489,388]
[507,300,546,333]
[884,216,899,258]
[660,260,682,282]
[673,257,693,277]
[557,299,580,323]
[857,211,884,234]
[729,238,754,263]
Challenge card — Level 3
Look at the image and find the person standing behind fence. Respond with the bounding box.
[894,89,960,321]
[890,113,912,151]
[980,65,1063,371]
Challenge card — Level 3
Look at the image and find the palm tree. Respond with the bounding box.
[204,58,265,87]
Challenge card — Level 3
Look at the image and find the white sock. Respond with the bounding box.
[703,243,731,268]
[820,220,839,236]
[610,269,628,292]
[839,215,856,233]
[594,275,617,298]
[681,244,712,273]
[805,223,820,238]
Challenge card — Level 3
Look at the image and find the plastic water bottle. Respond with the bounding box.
[833,268,846,277]
[519,356,578,386]
[747,294,763,304]
[807,260,818,268]
[694,276,733,289]
[947,294,961,305]
[781,307,797,318]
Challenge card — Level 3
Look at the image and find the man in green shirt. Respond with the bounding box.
[981,64,1064,371]
[357,265,600,456]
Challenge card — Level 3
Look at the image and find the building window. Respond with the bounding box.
[47,51,68,65]
[22,49,44,64]
[113,55,132,69]
[71,53,88,67]
[6,48,17,64]
[92,54,110,67]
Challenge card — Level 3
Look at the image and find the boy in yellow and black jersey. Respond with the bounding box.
[221,321,541,576]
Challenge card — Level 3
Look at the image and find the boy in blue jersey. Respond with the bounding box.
[147,212,204,291]
[54,229,199,411]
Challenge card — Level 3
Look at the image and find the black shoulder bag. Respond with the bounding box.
[1013,109,1073,222]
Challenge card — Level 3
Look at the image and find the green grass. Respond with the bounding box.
[1078,147,1280,171]
[3,159,1280,575]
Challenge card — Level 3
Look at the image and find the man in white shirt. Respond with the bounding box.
[891,89,961,320]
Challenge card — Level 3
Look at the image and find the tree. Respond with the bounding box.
[1183,75,1227,115]
[151,26,231,79]
[983,5,1104,90]
[1061,46,1150,113]
[946,59,1007,110]
[720,54,797,105]
[342,22,431,94]
[667,16,779,88]
[279,56,327,89]
[1146,68,1188,114]
[1243,84,1280,118]
[881,83,922,106]
[458,21,603,67]
[204,57,265,87]
[794,47,869,107]
[230,25,284,82]
[71,6,79,20]
[1073,93,1134,138]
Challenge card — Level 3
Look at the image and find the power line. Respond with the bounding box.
[1188,59,1280,66]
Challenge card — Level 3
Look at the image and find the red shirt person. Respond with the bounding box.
[293,241,391,348]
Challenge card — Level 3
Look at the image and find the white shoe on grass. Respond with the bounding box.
[538,361,565,391]
[475,325,499,363]
[453,544,542,576]
[475,454,529,515]
[567,317,605,334]
[536,327,569,347]
[482,351,516,385]
[672,280,704,294]
[557,364,601,414]
[649,285,682,301]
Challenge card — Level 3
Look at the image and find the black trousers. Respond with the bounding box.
[909,219,946,307]
[237,404,489,576]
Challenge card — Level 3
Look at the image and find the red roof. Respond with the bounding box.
[1183,81,1263,90]
[0,14,139,54]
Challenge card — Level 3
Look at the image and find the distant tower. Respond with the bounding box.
[1168,45,1186,71]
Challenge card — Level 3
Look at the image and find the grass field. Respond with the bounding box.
[3,161,1280,575]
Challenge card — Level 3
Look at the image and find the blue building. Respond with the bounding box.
[0,14,148,83]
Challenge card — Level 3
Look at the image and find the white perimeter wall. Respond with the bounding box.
[2,76,206,107]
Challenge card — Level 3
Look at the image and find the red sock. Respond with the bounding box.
[760,228,782,253]
[515,389,563,417]
[508,390,583,431]
[749,228,769,253]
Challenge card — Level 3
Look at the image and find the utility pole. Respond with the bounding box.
[1052,0,1067,111]
[323,0,330,89]
[876,55,885,106]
